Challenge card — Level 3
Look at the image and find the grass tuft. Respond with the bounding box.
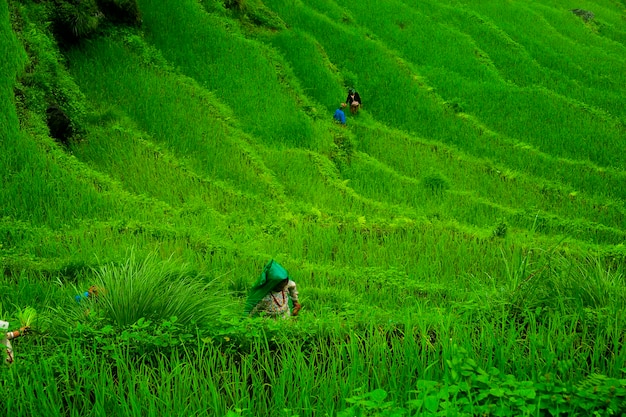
[91,251,226,327]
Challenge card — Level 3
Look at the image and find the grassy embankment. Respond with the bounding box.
[1,0,626,415]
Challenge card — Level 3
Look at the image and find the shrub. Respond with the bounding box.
[421,171,450,194]
[338,347,626,416]
[407,346,626,416]
[50,0,104,46]
[89,251,226,327]
[444,97,465,114]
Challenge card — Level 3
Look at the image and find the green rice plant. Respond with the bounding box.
[51,0,104,45]
[3,326,624,417]
[493,244,626,320]
[269,28,347,110]
[337,0,626,187]
[261,0,469,142]
[4,1,626,414]
[66,36,278,198]
[559,254,626,310]
[407,0,626,121]
[421,171,450,194]
[71,121,270,219]
[491,219,508,239]
[137,0,316,148]
[343,0,502,84]
[90,250,226,327]
[471,1,626,94]
[17,307,37,329]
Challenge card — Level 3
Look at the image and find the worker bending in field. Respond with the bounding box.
[1,320,30,364]
[245,260,301,319]
[334,104,347,125]
[346,88,361,115]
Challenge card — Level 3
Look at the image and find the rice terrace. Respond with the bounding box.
[2,0,626,415]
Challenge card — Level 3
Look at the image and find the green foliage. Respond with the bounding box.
[330,131,355,170]
[49,0,141,45]
[223,0,247,12]
[11,3,88,145]
[51,0,104,45]
[407,346,626,416]
[421,171,450,194]
[571,8,595,23]
[444,97,465,114]
[3,0,626,415]
[245,2,287,31]
[339,388,405,417]
[71,315,197,358]
[89,251,226,327]
[342,70,358,92]
[491,219,507,239]
[17,306,38,328]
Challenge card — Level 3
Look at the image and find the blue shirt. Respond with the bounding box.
[333,109,346,124]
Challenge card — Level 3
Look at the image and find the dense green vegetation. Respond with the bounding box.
[1,0,626,415]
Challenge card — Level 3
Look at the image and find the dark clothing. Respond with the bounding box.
[346,92,362,106]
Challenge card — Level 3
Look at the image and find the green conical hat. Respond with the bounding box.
[244,260,289,315]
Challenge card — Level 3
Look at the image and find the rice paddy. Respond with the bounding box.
[2,0,626,415]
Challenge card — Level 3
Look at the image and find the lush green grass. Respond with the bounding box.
[137,0,319,149]
[2,0,626,415]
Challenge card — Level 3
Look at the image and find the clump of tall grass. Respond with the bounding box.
[49,0,141,46]
[493,248,626,318]
[50,0,104,45]
[421,171,450,194]
[90,251,226,327]
[17,307,38,329]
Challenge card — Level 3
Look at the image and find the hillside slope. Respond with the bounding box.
[3,0,625,279]
[2,0,626,414]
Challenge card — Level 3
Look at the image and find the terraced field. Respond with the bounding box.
[1,0,626,415]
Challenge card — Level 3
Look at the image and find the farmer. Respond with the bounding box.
[345,88,362,115]
[1,321,30,364]
[333,104,347,125]
[245,260,301,319]
[75,285,104,303]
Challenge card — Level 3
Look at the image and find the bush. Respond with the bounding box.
[421,171,450,194]
[408,346,626,416]
[89,251,227,327]
[50,0,141,46]
[51,0,104,46]
[338,347,626,416]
